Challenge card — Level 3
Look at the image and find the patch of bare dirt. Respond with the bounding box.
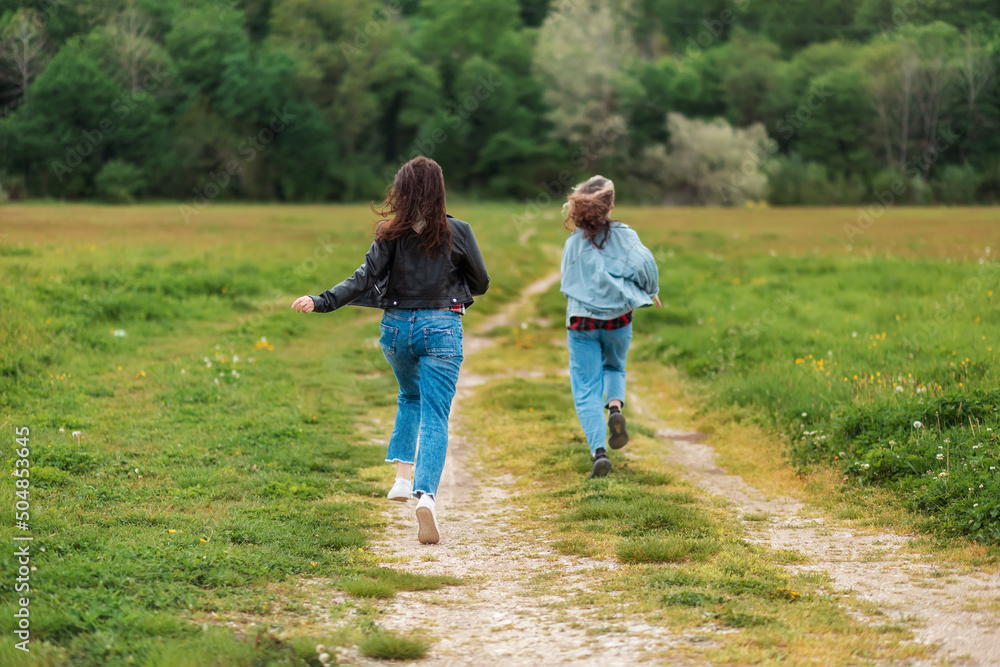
[648,421,1000,667]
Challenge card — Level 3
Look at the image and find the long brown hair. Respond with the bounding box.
[372,156,451,256]
[563,175,615,249]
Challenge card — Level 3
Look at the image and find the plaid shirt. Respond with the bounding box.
[568,312,632,331]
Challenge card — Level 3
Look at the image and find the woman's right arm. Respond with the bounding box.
[309,240,392,313]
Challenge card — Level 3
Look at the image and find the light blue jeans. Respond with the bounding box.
[567,324,632,454]
[379,309,463,497]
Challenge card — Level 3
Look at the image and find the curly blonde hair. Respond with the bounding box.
[563,175,615,249]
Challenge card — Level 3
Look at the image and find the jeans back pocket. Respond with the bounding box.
[423,327,459,359]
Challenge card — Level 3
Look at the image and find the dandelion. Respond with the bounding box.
[169,529,176,533]
[200,538,208,543]
[310,561,317,566]
[914,421,923,428]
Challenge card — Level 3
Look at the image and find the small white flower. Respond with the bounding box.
[260,336,267,343]
[72,430,81,437]
[852,332,858,338]
[916,387,926,393]
[134,468,139,474]
[113,329,126,337]
[913,421,923,428]
[802,412,807,417]
[974,503,979,507]
[944,438,950,443]
[219,372,224,377]
[895,386,904,391]
[232,355,239,362]
[216,344,221,350]
[181,368,186,374]
[862,463,870,469]
[214,378,220,385]
[206,361,212,368]
[936,453,944,460]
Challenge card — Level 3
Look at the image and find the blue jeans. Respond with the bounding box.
[379,309,463,497]
[567,324,632,454]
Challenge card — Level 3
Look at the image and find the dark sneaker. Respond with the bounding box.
[588,449,612,479]
[608,411,629,449]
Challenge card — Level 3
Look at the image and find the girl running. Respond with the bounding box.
[292,156,489,543]
[560,175,660,478]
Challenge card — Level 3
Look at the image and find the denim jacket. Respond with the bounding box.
[560,221,659,325]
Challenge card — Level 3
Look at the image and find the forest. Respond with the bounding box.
[0,0,998,205]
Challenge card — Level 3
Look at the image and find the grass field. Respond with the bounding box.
[1,202,999,665]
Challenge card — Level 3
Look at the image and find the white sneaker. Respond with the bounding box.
[415,494,440,544]
[387,478,412,502]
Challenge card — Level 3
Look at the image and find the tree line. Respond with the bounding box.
[0,0,998,205]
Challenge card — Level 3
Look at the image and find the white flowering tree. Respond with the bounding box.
[533,0,636,148]
[656,112,773,205]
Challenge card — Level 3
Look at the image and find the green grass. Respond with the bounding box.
[358,631,430,660]
[0,203,555,666]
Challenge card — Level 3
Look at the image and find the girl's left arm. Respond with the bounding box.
[296,240,391,314]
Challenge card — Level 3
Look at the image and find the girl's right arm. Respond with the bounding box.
[306,240,392,313]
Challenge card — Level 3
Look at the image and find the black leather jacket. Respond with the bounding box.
[310,215,490,312]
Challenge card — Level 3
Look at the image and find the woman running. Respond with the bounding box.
[560,175,660,479]
[292,156,489,544]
